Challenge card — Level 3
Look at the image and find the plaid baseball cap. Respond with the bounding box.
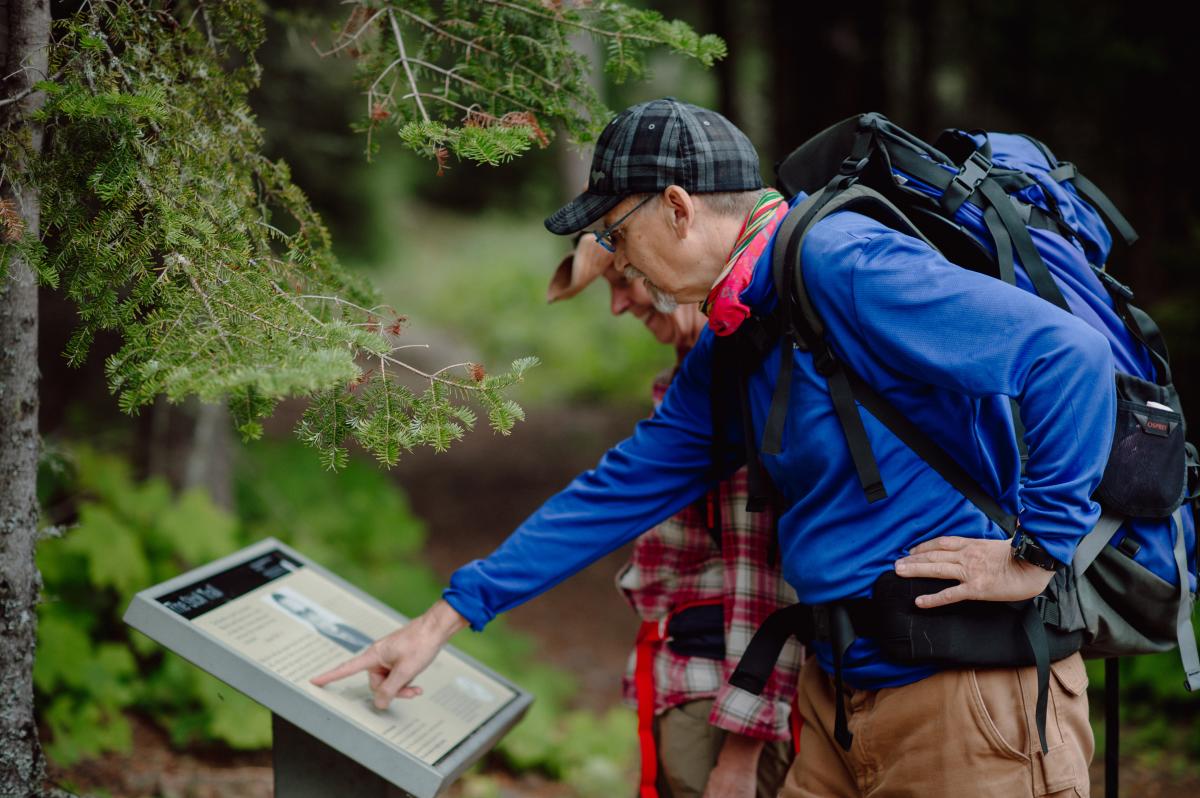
[544,97,763,235]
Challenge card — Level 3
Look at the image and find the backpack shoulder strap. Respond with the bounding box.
[766,180,1018,532]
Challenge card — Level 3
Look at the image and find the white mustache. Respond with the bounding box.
[623,266,679,313]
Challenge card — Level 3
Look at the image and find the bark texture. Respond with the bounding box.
[1,0,50,794]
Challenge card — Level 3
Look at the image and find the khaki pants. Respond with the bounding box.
[654,699,794,798]
[780,653,1093,798]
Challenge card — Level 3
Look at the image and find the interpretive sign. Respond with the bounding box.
[123,538,531,798]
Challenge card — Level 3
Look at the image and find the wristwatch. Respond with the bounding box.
[1012,532,1059,571]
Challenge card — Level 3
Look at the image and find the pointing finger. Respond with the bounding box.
[311,650,378,687]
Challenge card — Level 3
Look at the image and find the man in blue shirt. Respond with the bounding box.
[315,99,1116,797]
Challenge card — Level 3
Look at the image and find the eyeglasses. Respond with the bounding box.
[592,195,654,253]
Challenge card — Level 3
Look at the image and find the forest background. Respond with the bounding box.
[24,1,1200,796]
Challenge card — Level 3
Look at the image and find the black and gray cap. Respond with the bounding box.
[544,97,763,236]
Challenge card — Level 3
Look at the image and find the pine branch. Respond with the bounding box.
[325,0,726,164]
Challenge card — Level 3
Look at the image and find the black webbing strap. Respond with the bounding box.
[1090,266,1173,385]
[1049,163,1139,246]
[729,600,863,751]
[829,604,857,751]
[711,322,779,514]
[761,185,843,457]
[767,183,940,504]
[844,367,1018,533]
[1019,600,1052,754]
[884,143,960,195]
[729,604,814,695]
[823,353,886,502]
[734,312,788,511]
[982,205,1017,285]
[1126,304,1171,380]
[737,369,772,512]
[980,205,1029,471]
[760,334,795,458]
[978,178,1071,312]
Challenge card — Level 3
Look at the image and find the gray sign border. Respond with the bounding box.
[123,537,532,798]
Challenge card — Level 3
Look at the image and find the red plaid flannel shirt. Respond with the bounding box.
[616,371,804,742]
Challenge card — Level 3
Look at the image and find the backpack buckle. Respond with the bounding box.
[839,156,869,176]
[950,150,992,197]
[1090,265,1135,301]
[812,343,839,376]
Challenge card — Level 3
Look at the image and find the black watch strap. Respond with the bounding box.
[1012,533,1059,571]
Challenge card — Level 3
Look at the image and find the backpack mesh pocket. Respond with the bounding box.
[1094,372,1186,518]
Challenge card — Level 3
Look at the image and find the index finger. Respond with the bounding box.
[310,649,378,687]
[909,536,969,555]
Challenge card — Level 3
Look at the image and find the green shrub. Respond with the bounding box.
[36,447,272,764]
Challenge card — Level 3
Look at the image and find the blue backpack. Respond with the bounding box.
[728,114,1198,793]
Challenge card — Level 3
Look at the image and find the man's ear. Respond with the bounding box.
[662,185,695,240]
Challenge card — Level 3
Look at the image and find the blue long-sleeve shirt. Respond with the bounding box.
[444,135,1139,690]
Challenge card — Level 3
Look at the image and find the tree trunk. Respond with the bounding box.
[1,0,50,794]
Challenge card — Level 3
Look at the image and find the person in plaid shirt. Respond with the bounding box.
[547,236,804,798]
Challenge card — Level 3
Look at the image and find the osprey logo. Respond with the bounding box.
[1133,411,1176,438]
[591,169,606,185]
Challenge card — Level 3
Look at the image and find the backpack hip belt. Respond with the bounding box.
[729,570,1082,755]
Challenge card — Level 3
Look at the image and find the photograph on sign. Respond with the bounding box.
[155,548,518,766]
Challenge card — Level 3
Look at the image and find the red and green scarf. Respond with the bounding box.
[701,189,788,336]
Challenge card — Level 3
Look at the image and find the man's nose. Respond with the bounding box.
[610,284,633,316]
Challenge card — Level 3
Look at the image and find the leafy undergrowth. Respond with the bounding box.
[36,440,635,797]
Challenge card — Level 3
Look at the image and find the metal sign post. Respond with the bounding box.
[272,714,412,798]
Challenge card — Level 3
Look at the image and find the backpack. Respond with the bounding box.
[726,113,1199,788]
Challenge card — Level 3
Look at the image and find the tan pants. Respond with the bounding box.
[780,653,1093,798]
[654,699,794,798]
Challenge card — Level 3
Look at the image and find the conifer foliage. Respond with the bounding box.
[330,0,726,164]
[0,0,546,470]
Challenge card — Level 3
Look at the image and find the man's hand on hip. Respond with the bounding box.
[310,599,468,709]
[893,536,1056,608]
